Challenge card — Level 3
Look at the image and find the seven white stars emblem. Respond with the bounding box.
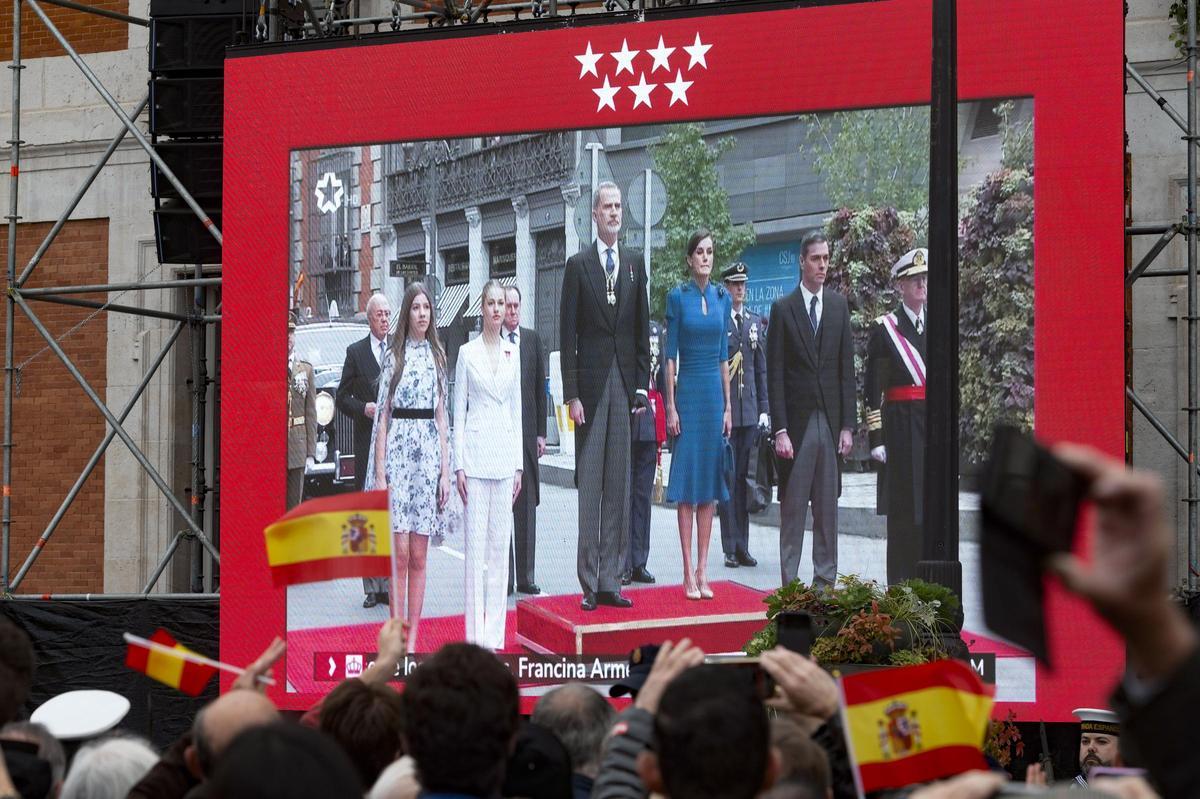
[593,75,621,111]
[683,33,712,70]
[630,73,657,109]
[664,69,693,106]
[314,172,344,214]
[575,42,602,78]
[575,32,709,111]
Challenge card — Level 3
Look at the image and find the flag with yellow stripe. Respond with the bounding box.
[264,490,391,587]
[125,629,217,696]
[839,658,994,796]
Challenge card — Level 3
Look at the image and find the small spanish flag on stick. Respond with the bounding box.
[124,630,274,695]
[124,629,219,696]
[264,490,391,587]
[839,658,994,797]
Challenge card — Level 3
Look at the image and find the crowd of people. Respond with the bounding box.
[1,443,1197,798]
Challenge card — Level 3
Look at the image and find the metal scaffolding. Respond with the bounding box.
[1126,0,1199,591]
[1,0,222,597]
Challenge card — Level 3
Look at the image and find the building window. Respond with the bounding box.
[443,246,469,285]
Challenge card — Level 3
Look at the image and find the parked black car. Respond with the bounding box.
[294,319,370,498]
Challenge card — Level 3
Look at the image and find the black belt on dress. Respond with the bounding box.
[392,407,434,419]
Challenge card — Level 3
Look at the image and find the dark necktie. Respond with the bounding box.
[378,340,386,367]
[605,248,616,280]
[916,315,924,335]
[809,295,819,333]
[735,312,743,330]
[509,331,517,344]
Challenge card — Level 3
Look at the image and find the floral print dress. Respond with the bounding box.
[376,338,441,535]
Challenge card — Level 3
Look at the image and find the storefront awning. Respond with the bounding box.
[463,276,518,318]
[436,283,470,328]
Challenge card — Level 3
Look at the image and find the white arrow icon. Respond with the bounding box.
[328,656,336,677]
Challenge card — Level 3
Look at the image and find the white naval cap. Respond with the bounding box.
[891,248,929,280]
[31,689,130,741]
[1072,707,1121,736]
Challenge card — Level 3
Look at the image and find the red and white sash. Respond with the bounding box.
[879,312,926,387]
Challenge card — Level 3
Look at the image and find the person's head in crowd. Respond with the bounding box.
[366,292,392,342]
[480,280,508,339]
[205,722,363,799]
[366,755,420,799]
[0,616,34,724]
[319,677,405,789]
[891,247,929,314]
[501,722,573,799]
[185,688,279,781]
[532,684,614,783]
[638,664,778,799]
[59,735,158,799]
[1073,708,1123,779]
[401,642,519,798]
[685,229,716,286]
[799,231,830,293]
[759,781,827,799]
[723,261,750,310]
[769,717,832,799]
[592,181,623,246]
[504,286,522,333]
[2,720,66,797]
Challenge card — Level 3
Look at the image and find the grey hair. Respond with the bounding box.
[531,684,615,777]
[592,181,620,209]
[60,735,158,799]
[366,292,391,314]
[1,720,66,783]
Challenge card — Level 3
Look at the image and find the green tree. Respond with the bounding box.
[801,107,930,213]
[647,124,757,320]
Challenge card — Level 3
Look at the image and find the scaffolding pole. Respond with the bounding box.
[1126,0,1199,589]
[2,0,21,594]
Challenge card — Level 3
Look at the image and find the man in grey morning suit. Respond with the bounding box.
[766,232,856,588]
[559,181,651,611]
[503,285,547,595]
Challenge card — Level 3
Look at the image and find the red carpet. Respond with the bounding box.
[516,580,770,656]
[286,581,771,695]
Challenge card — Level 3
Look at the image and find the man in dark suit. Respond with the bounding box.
[560,181,651,611]
[766,232,855,589]
[335,292,392,609]
[503,285,547,595]
[864,248,928,585]
[624,319,664,586]
[718,262,769,570]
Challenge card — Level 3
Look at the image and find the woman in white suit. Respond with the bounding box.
[454,279,523,651]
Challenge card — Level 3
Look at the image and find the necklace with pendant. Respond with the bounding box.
[606,272,617,306]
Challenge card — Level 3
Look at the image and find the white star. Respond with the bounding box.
[664,69,693,106]
[683,32,712,70]
[593,75,620,111]
[314,172,344,214]
[610,38,639,76]
[646,35,675,73]
[629,73,657,109]
[575,42,602,79]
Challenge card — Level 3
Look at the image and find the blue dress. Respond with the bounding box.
[665,281,731,505]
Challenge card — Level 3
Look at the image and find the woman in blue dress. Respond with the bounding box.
[664,229,732,600]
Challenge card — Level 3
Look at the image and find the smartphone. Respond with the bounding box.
[703,654,775,700]
[980,426,1089,665]
[980,425,1088,555]
[776,611,814,657]
[1088,767,1148,780]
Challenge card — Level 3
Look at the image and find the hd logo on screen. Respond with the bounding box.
[574,34,712,111]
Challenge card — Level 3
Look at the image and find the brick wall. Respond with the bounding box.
[0,219,109,594]
[0,1,128,62]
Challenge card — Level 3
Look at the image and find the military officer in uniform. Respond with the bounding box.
[718,262,769,569]
[287,315,317,510]
[623,319,666,586]
[864,248,928,584]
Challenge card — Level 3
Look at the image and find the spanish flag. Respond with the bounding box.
[264,490,391,587]
[124,629,217,696]
[839,658,994,796]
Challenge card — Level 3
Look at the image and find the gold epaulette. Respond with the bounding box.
[866,409,882,431]
[729,351,744,376]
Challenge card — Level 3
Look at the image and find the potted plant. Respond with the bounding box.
[744,575,962,671]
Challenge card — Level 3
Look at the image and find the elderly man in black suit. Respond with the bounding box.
[503,285,547,595]
[766,232,855,589]
[335,292,392,609]
[560,181,651,611]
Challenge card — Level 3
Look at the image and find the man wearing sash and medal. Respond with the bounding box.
[864,248,928,584]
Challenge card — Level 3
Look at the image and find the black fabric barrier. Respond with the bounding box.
[0,597,218,750]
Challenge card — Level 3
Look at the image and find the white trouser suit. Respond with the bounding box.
[453,335,523,651]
